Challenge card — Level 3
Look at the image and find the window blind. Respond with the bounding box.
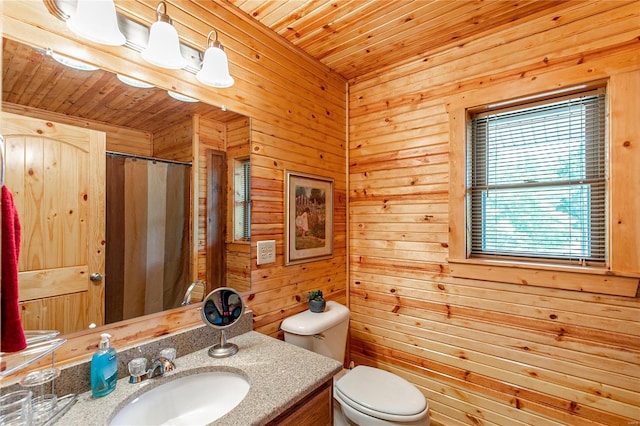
[242,161,251,240]
[469,91,606,263]
[233,159,251,241]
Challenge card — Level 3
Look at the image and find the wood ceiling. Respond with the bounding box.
[2,1,589,132]
[1,38,243,134]
[227,0,580,81]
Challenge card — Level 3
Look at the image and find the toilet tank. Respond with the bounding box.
[281,301,349,363]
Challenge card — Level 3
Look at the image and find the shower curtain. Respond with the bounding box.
[105,155,191,323]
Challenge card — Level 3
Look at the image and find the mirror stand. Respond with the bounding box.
[208,329,238,358]
[201,287,245,358]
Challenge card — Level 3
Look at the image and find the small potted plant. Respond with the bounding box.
[307,290,326,313]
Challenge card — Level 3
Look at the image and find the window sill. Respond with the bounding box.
[448,258,639,297]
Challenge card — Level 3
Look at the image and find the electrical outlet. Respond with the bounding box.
[257,240,276,265]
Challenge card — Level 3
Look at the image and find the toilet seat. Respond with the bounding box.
[334,366,428,422]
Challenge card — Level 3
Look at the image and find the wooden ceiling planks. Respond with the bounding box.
[241,0,313,29]
[280,1,380,46]
[227,0,592,80]
[315,1,466,75]
[1,38,243,134]
[3,1,598,129]
[304,1,438,61]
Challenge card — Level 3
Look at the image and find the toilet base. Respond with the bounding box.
[332,368,429,426]
[333,396,429,426]
[333,398,351,426]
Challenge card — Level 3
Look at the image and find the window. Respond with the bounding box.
[468,89,606,265]
[233,158,251,241]
[448,74,639,297]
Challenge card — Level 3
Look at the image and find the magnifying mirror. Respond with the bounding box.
[201,287,245,358]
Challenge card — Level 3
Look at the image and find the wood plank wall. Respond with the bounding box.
[348,2,640,426]
[2,0,346,366]
[225,116,251,293]
[195,114,225,286]
[152,119,192,162]
[195,114,252,293]
[1,102,152,155]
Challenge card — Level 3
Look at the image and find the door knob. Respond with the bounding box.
[90,272,104,283]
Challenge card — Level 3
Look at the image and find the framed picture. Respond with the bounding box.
[285,170,334,265]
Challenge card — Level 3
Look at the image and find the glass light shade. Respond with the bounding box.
[66,0,125,46]
[196,46,234,88]
[50,51,99,71]
[168,91,198,103]
[116,74,154,89]
[141,21,187,69]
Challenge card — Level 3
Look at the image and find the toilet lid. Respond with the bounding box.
[335,366,427,418]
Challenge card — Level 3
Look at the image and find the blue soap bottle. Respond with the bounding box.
[91,333,118,398]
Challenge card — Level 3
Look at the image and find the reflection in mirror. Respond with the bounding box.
[105,153,191,324]
[1,37,251,336]
[181,280,206,306]
[201,288,245,358]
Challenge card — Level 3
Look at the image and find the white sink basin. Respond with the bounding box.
[109,371,250,426]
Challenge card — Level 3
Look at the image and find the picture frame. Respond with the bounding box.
[285,170,334,265]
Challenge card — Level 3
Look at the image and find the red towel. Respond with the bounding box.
[1,185,27,353]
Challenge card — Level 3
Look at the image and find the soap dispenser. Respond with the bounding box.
[91,333,118,398]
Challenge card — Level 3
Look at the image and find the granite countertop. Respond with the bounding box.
[56,331,342,425]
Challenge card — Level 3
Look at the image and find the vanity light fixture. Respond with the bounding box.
[66,0,126,46]
[48,49,99,71]
[141,1,187,70]
[196,30,234,88]
[167,91,198,103]
[116,74,154,89]
[46,0,235,87]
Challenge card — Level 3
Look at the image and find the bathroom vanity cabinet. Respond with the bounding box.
[266,378,333,426]
[53,331,341,425]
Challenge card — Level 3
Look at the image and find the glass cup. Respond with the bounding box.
[31,394,57,426]
[0,390,32,426]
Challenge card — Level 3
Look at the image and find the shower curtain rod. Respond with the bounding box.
[106,151,192,166]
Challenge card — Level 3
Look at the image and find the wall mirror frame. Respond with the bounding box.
[3,23,251,359]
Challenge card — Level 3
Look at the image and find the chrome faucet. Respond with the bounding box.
[149,356,175,377]
[147,358,166,379]
[128,355,175,383]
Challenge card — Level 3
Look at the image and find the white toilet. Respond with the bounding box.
[281,301,430,426]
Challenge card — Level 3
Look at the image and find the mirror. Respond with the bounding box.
[181,280,206,306]
[201,287,245,358]
[1,37,252,335]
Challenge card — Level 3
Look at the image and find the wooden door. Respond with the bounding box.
[206,149,226,289]
[1,112,106,334]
